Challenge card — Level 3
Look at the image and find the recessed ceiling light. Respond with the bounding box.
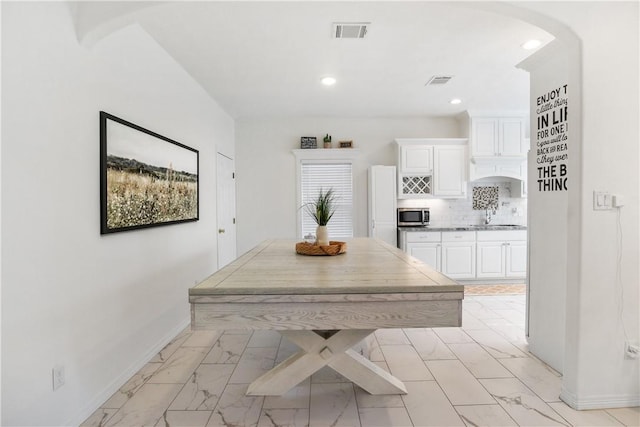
[450,98,462,105]
[321,76,336,86]
[522,39,542,50]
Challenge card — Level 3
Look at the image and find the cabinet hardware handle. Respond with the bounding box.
[218,229,226,234]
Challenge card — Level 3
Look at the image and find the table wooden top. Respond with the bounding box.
[190,238,462,296]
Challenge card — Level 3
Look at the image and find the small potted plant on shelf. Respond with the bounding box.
[323,134,332,148]
[304,188,335,246]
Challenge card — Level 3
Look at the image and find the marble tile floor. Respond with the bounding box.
[82,295,639,427]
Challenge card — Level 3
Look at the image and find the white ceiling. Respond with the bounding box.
[95,2,554,119]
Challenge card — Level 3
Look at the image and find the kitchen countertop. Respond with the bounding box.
[398,225,527,232]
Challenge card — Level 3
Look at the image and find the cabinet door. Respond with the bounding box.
[401,145,433,173]
[471,118,498,157]
[499,118,526,156]
[407,243,441,270]
[368,166,397,246]
[476,242,506,278]
[433,145,466,197]
[441,242,476,279]
[505,241,527,277]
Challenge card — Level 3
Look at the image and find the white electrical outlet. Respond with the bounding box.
[52,365,65,390]
[625,342,639,359]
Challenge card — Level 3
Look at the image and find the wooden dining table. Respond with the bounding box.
[189,238,463,396]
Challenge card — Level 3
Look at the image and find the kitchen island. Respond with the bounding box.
[189,238,463,396]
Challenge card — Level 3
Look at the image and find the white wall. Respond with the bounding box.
[516,1,639,409]
[1,3,233,425]
[235,117,459,255]
[519,40,569,373]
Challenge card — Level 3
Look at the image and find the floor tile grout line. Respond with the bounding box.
[255,332,289,426]
[157,329,220,425]
[603,408,638,427]
[350,382,363,427]
[98,328,197,426]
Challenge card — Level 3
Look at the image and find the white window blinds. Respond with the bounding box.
[301,162,353,239]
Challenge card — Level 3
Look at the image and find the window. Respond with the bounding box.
[300,162,353,239]
[293,148,359,240]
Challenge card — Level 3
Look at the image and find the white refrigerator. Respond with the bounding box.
[368,165,397,246]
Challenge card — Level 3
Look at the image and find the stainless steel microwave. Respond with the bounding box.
[397,208,430,227]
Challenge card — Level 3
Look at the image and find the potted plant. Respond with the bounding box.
[304,188,336,246]
[323,134,332,148]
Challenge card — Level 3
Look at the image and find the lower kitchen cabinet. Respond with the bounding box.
[407,244,440,270]
[401,229,526,280]
[476,230,527,279]
[477,242,506,278]
[405,231,441,270]
[505,240,527,277]
[441,231,476,279]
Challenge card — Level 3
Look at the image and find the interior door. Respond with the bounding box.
[216,153,237,269]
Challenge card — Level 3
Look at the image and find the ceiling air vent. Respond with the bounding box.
[426,75,453,86]
[333,22,369,39]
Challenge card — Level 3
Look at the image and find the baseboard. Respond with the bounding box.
[560,387,640,409]
[67,317,191,426]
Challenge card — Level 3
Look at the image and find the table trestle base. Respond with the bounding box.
[246,329,407,396]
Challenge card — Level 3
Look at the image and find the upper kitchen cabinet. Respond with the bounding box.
[433,145,467,197]
[400,145,433,174]
[469,114,528,158]
[396,139,467,199]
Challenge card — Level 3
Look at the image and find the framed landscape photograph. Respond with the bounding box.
[100,111,199,234]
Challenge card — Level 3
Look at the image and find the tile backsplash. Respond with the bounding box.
[398,180,527,226]
[472,186,499,211]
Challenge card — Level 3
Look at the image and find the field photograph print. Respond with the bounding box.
[100,112,199,234]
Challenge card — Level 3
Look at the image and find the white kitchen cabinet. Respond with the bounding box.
[433,145,466,197]
[471,118,499,157]
[476,230,527,279]
[477,242,506,278]
[470,116,527,158]
[395,139,467,199]
[407,243,441,270]
[500,117,527,156]
[368,165,397,246]
[402,228,526,280]
[505,240,527,277]
[405,231,441,270]
[441,231,476,279]
[400,145,433,174]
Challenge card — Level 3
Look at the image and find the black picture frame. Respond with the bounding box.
[300,136,317,149]
[100,111,199,234]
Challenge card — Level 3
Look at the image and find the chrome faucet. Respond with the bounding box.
[485,209,493,224]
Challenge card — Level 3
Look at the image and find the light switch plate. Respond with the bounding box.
[593,191,612,210]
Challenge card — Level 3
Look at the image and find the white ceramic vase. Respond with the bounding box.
[316,225,329,246]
